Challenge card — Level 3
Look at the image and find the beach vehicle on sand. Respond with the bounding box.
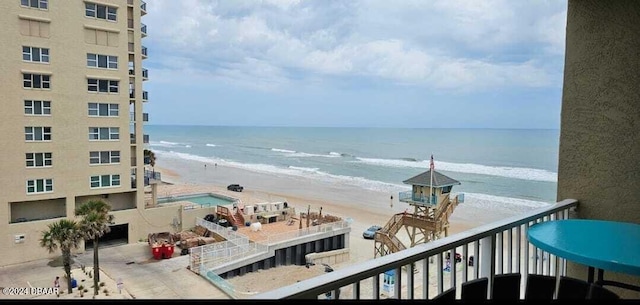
[363,225,382,239]
[227,184,243,192]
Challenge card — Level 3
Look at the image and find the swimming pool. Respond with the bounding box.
[157,193,237,207]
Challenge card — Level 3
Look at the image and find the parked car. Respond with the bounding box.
[362,225,382,239]
[227,184,243,192]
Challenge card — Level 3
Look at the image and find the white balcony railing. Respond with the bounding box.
[254,199,579,299]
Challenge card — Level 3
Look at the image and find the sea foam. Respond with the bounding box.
[149,141,191,148]
[355,157,557,182]
[155,150,551,211]
[271,148,296,153]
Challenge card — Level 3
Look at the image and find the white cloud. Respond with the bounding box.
[145,0,566,91]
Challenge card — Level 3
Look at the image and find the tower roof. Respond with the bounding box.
[402,170,461,188]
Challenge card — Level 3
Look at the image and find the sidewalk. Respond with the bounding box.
[0,243,229,300]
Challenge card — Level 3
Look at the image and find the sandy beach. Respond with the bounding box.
[146,156,528,298]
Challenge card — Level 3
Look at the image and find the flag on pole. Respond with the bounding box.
[429,154,434,204]
[430,154,435,171]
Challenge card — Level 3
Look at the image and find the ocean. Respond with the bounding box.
[145,126,559,214]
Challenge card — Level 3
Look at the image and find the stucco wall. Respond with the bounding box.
[558,0,640,298]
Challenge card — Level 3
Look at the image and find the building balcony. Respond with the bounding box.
[141,46,148,58]
[252,199,581,300]
[129,111,147,122]
[129,90,135,99]
[128,42,134,53]
[128,18,134,30]
[130,133,149,144]
[128,68,148,81]
[141,0,147,15]
[141,23,147,37]
[142,90,148,101]
[131,157,137,167]
[145,169,161,180]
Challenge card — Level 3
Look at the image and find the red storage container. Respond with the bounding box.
[162,245,174,259]
[152,246,162,260]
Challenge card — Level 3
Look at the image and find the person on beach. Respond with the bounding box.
[117,278,123,294]
[54,276,60,296]
[204,164,207,169]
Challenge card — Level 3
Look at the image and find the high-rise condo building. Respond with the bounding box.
[0,0,152,265]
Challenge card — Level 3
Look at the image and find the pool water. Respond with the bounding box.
[157,193,236,207]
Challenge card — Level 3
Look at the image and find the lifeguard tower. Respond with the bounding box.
[374,156,462,258]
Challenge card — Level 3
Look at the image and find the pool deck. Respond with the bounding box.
[147,184,277,209]
[235,218,304,242]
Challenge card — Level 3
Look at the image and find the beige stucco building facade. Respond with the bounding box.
[558,0,640,299]
[0,0,213,267]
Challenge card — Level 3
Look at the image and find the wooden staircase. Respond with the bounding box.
[374,196,459,258]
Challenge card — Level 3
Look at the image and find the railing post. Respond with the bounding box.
[394,266,402,299]
[407,263,414,299]
[437,253,443,294]
[422,257,429,299]
[352,281,360,300]
[372,274,380,299]
[479,235,495,299]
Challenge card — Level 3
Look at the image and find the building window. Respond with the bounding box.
[441,185,452,194]
[26,152,52,167]
[89,127,119,140]
[87,53,118,69]
[90,174,120,188]
[20,0,48,9]
[88,103,118,117]
[85,2,117,21]
[26,178,53,194]
[24,100,51,115]
[87,79,118,93]
[23,73,51,89]
[89,151,120,165]
[23,46,49,63]
[25,126,51,141]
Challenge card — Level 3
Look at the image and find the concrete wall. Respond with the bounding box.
[559,0,640,298]
[305,248,350,266]
[219,233,348,279]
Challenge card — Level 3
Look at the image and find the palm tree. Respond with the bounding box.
[40,219,83,294]
[144,149,156,168]
[75,200,114,296]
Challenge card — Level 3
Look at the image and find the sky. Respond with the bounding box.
[142,0,567,129]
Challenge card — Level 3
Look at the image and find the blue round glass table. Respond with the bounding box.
[528,219,640,291]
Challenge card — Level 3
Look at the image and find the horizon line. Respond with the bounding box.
[144,124,560,130]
